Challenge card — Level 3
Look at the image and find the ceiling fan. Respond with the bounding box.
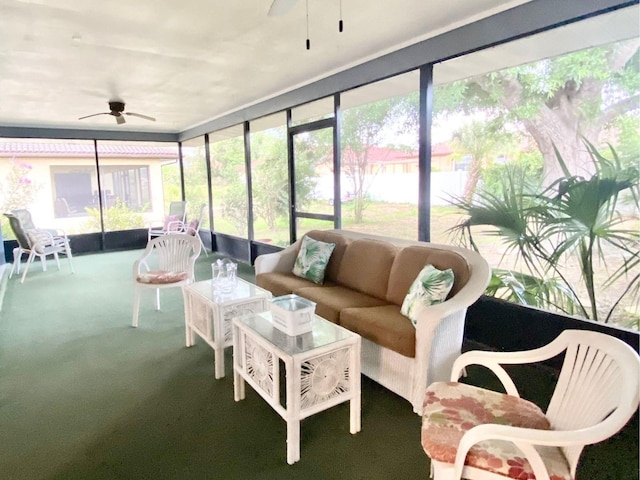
[78,101,156,125]
[268,0,344,49]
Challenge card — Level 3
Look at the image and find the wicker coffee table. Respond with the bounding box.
[232,311,361,464]
[183,278,271,379]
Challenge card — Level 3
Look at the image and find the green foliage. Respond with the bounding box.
[0,158,42,240]
[481,150,544,197]
[85,199,147,231]
[341,92,418,222]
[251,129,289,230]
[450,140,639,324]
[434,39,640,179]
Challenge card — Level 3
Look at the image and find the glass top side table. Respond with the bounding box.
[182,278,271,379]
[233,311,361,464]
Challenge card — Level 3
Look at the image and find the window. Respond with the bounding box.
[250,113,290,246]
[96,140,179,232]
[340,72,420,240]
[433,6,640,328]
[209,125,248,238]
[0,138,99,236]
[182,136,210,230]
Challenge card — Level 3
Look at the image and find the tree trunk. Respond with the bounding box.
[492,77,599,185]
[463,157,481,201]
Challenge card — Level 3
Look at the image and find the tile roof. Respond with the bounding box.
[0,142,178,159]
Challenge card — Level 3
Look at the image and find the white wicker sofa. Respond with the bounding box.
[255,229,491,414]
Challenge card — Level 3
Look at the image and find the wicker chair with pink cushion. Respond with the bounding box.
[132,233,201,327]
[421,329,640,480]
[147,200,187,241]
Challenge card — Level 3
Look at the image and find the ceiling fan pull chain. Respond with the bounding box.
[339,0,343,32]
[306,0,310,50]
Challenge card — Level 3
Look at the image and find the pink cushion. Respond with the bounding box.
[421,382,570,480]
[136,270,188,284]
[186,219,199,235]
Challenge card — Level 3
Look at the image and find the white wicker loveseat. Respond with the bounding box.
[255,229,491,414]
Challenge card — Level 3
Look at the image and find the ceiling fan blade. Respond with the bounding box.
[116,114,126,125]
[125,112,156,122]
[78,112,109,120]
[268,0,298,16]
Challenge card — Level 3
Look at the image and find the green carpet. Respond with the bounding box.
[0,250,637,479]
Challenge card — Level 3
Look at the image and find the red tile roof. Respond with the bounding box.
[0,141,178,159]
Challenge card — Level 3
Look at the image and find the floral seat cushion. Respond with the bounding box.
[136,270,188,284]
[421,382,571,480]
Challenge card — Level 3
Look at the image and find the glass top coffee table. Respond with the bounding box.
[233,311,361,465]
[182,278,271,379]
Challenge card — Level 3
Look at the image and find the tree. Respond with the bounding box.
[450,118,506,200]
[435,39,640,184]
[341,94,417,222]
[0,158,41,213]
[209,136,248,236]
[0,158,41,239]
[251,131,289,230]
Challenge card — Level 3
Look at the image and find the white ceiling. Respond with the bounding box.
[0,0,533,134]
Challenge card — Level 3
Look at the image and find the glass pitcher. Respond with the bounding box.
[212,258,238,294]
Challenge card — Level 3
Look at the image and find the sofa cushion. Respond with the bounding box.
[292,235,336,284]
[387,246,471,306]
[336,239,398,300]
[256,272,336,298]
[401,265,455,325]
[294,285,388,324]
[304,230,351,283]
[340,305,416,357]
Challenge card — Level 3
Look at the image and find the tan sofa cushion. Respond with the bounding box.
[294,285,388,324]
[340,305,416,358]
[336,239,398,300]
[386,246,471,306]
[304,230,351,283]
[256,272,336,298]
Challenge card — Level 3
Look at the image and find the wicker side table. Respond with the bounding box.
[233,311,361,464]
[183,278,271,379]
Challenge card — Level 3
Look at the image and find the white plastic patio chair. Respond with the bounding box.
[4,212,74,283]
[421,329,640,480]
[181,203,208,257]
[132,233,201,327]
[147,200,188,241]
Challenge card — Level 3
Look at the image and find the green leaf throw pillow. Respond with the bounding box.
[401,264,455,326]
[292,236,336,285]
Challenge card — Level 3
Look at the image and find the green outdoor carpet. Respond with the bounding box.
[0,250,637,479]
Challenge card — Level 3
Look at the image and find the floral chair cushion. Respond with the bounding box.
[401,264,454,325]
[421,382,571,480]
[292,235,336,285]
[136,270,188,284]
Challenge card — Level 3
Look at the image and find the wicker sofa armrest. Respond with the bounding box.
[410,246,491,414]
[254,239,301,275]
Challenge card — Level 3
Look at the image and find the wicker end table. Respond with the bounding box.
[233,311,361,464]
[182,278,271,379]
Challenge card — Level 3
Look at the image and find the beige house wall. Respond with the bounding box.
[0,155,170,235]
